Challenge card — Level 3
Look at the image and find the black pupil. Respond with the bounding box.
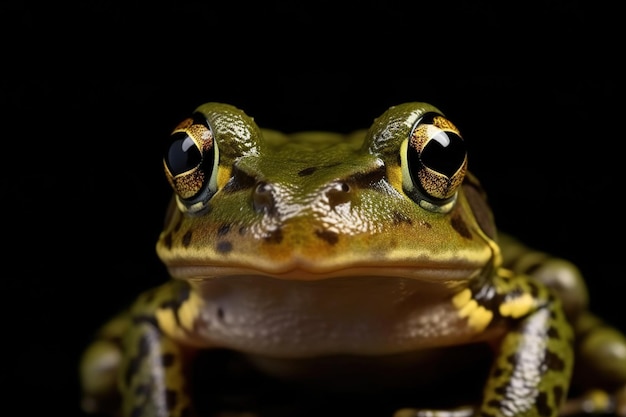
[421,130,465,178]
[166,132,201,175]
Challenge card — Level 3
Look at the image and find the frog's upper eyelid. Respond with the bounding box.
[363,102,445,157]
[194,102,263,164]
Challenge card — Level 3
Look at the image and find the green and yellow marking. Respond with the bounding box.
[452,288,494,332]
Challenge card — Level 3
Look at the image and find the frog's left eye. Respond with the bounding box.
[402,112,467,211]
[163,112,219,214]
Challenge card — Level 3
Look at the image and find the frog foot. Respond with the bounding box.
[79,339,122,415]
[560,388,626,416]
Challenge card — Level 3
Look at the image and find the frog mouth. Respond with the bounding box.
[163,232,496,284]
[167,263,485,285]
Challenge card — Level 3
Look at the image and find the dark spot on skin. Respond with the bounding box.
[543,350,566,372]
[495,385,508,396]
[217,307,225,321]
[392,211,413,225]
[553,386,565,407]
[506,353,517,366]
[124,332,156,385]
[138,334,151,356]
[162,353,175,367]
[216,241,233,253]
[536,391,552,417]
[264,228,283,244]
[182,231,192,247]
[217,224,231,236]
[492,367,505,378]
[316,229,339,245]
[131,315,160,329]
[163,233,172,250]
[124,316,178,394]
[134,383,149,396]
[158,283,192,327]
[298,166,317,176]
[166,389,178,410]
[547,326,560,339]
[174,217,183,232]
[487,399,502,409]
[159,284,191,311]
[507,288,525,300]
[125,357,141,386]
[419,220,432,228]
[524,261,543,276]
[528,281,541,298]
[450,212,472,239]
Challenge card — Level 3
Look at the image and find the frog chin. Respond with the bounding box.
[180,273,482,358]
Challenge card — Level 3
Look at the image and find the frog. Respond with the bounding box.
[79,102,626,417]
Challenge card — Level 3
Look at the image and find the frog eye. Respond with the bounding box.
[402,112,467,211]
[163,112,219,213]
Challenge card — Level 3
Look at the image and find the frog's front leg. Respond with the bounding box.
[396,272,574,417]
[479,277,574,417]
[498,233,626,415]
[80,310,130,415]
[119,280,201,417]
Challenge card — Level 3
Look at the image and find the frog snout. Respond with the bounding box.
[252,180,354,216]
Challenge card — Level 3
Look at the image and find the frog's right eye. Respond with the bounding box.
[163,112,219,214]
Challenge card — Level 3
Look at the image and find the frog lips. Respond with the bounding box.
[167,263,484,283]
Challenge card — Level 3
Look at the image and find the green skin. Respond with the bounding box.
[80,103,626,417]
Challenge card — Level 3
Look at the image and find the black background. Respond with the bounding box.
[2,2,623,417]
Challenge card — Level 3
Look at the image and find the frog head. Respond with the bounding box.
[156,102,499,288]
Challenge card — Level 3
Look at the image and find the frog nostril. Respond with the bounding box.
[326,181,352,208]
[253,182,276,213]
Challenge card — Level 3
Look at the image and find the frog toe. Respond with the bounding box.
[79,339,122,414]
[559,388,626,417]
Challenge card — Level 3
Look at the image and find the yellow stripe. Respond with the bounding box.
[178,292,202,332]
[452,288,493,332]
[452,288,472,308]
[499,292,534,318]
[155,308,179,337]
